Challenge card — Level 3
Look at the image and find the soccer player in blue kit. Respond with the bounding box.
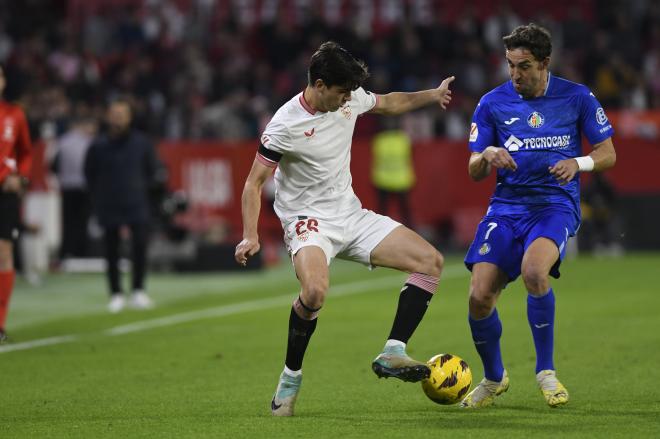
[460,24,617,408]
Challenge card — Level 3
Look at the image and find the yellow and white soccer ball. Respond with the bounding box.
[421,353,472,405]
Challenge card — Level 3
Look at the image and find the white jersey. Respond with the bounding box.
[257,87,379,221]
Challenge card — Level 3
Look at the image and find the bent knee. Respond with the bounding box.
[521,265,549,293]
[301,278,329,309]
[412,248,443,277]
[469,280,498,317]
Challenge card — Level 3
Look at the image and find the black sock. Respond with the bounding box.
[387,285,434,343]
[285,307,318,371]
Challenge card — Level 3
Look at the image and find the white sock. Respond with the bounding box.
[283,366,302,377]
[385,339,406,350]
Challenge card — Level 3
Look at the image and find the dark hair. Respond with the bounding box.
[503,23,552,61]
[308,41,370,90]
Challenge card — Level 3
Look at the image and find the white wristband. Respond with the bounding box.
[574,156,594,172]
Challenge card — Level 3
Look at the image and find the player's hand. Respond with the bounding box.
[482,146,518,171]
[235,237,260,266]
[435,76,455,110]
[1,174,23,193]
[549,159,579,185]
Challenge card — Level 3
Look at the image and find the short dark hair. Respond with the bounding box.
[308,41,369,90]
[503,23,552,61]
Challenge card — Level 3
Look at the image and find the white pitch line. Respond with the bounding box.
[106,264,467,336]
[1,264,468,353]
[0,334,79,353]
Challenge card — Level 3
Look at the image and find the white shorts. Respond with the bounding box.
[282,209,401,266]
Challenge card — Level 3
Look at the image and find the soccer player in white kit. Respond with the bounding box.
[235,42,455,416]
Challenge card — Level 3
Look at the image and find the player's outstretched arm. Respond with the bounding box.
[370,76,455,115]
[235,159,274,266]
[549,137,616,185]
[468,147,518,181]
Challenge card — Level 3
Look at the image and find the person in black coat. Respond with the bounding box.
[85,98,159,313]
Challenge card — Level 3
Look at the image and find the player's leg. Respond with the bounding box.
[0,191,19,342]
[272,245,329,417]
[522,234,569,407]
[460,217,522,408]
[460,262,510,408]
[128,222,153,309]
[369,225,443,382]
[103,226,125,313]
[0,239,14,343]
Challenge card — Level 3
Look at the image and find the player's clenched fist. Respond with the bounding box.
[235,238,260,266]
[482,146,518,171]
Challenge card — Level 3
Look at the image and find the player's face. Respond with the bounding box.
[506,48,549,98]
[321,84,352,112]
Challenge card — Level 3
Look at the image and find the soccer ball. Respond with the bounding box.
[421,353,472,405]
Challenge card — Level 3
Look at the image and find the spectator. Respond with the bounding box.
[53,117,97,259]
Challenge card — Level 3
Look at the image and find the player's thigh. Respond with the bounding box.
[369,225,442,275]
[293,246,330,300]
[470,262,508,300]
[521,237,559,279]
[522,210,574,279]
[0,239,12,270]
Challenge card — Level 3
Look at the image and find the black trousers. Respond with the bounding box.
[377,188,412,228]
[103,222,149,295]
[60,189,91,258]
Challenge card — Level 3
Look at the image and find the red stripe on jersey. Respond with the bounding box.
[299,92,317,115]
[256,153,278,168]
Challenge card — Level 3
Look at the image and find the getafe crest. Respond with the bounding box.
[527,111,544,128]
[478,243,491,255]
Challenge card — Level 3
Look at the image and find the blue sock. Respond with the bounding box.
[469,309,504,382]
[527,289,555,373]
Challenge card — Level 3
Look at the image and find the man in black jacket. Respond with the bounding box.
[85,98,159,313]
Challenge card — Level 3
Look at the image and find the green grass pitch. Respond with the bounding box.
[2,253,659,438]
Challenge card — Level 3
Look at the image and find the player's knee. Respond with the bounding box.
[468,280,497,318]
[521,264,549,293]
[301,277,328,310]
[0,241,13,271]
[413,247,443,277]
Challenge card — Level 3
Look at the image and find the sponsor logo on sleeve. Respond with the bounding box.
[469,123,478,142]
[596,107,608,125]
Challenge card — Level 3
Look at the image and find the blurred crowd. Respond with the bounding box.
[1,0,659,143]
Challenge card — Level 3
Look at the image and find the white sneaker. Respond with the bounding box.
[108,295,126,313]
[271,371,302,416]
[130,291,154,310]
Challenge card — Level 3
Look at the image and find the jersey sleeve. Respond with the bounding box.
[257,116,290,168]
[468,98,497,153]
[15,108,33,178]
[578,88,615,145]
[351,87,379,115]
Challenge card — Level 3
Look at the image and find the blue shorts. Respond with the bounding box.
[464,208,578,282]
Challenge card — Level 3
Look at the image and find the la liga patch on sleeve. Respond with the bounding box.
[469,123,478,142]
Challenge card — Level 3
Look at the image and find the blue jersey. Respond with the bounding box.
[469,74,614,228]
